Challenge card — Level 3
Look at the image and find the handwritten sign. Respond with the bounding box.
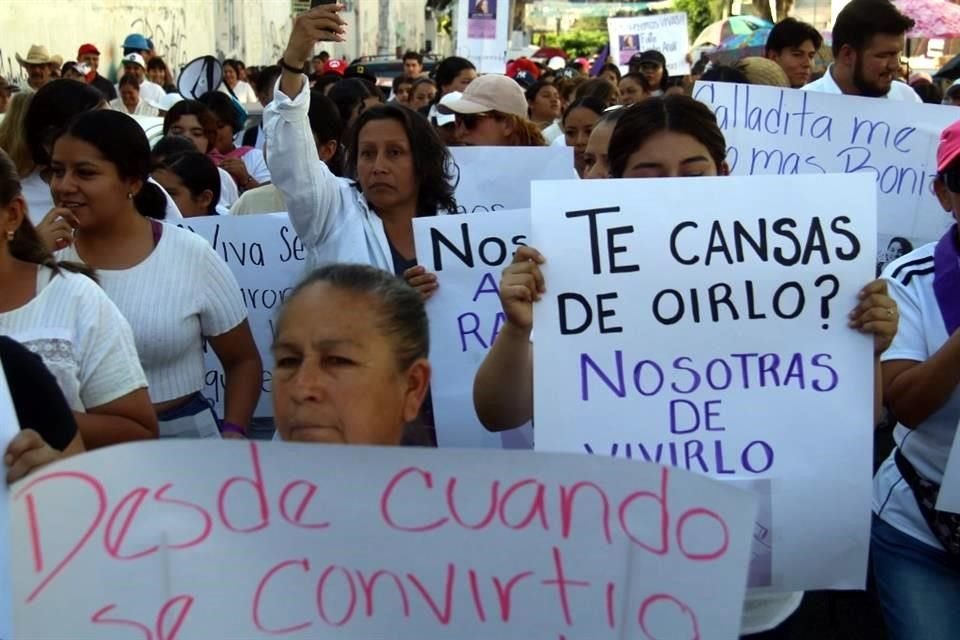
[12,441,757,639]
[0,361,17,640]
[181,214,303,418]
[451,146,574,214]
[414,210,534,449]
[694,81,960,255]
[937,423,960,513]
[607,13,691,75]
[531,174,877,591]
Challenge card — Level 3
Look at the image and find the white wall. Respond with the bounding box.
[0,0,427,88]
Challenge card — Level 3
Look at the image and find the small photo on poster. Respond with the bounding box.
[618,33,640,64]
[468,0,497,39]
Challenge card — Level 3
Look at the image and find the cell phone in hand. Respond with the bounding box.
[310,0,336,6]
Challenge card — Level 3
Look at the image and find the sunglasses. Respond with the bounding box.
[943,168,960,193]
[455,112,493,130]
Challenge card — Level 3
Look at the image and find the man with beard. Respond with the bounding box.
[804,0,919,102]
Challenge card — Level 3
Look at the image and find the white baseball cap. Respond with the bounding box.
[439,74,528,119]
[122,53,146,69]
[431,91,463,127]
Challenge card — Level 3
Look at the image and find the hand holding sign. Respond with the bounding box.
[499,246,546,332]
[403,265,439,300]
[4,430,64,485]
[848,279,899,355]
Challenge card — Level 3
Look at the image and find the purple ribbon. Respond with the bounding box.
[934,225,960,335]
[590,45,610,77]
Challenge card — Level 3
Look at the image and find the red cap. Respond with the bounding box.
[937,121,960,173]
[77,43,100,57]
[323,59,346,76]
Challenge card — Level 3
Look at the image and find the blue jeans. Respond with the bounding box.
[871,514,960,640]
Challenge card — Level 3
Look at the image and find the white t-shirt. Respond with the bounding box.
[220,81,258,106]
[876,242,954,550]
[542,120,564,145]
[109,97,159,117]
[58,224,248,403]
[217,167,240,214]
[0,266,147,411]
[240,147,271,185]
[230,184,286,215]
[803,66,922,103]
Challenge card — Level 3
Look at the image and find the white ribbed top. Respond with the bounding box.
[0,266,146,411]
[59,224,247,402]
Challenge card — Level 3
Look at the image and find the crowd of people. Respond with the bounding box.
[1,0,959,637]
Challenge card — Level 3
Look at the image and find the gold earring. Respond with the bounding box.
[127,192,133,200]
[6,230,14,241]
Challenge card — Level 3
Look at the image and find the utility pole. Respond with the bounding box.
[378,0,392,56]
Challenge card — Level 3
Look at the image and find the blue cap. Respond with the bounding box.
[122,33,150,52]
[146,38,155,51]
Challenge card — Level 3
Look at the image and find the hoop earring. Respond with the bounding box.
[127,192,134,200]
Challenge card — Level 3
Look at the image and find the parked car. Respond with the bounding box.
[347,56,438,89]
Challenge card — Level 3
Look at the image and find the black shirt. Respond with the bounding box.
[89,74,117,101]
[0,336,77,451]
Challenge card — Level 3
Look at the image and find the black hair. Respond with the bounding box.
[255,65,282,97]
[24,79,104,167]
[947,84,960,102]
[118,74,140,90]
[197,91,245,133]
[575,78,620,107]
[620,72,650,91]
[433,56,475,92]
[597,106,626,127]
[347,104,457,216]
[152,135,198,160]
[146,57,169,72]
[328,78,381,125]
[700,65,750,84]
[608,95,727,178]
[55,110,167,219]
[765,18,824,55]
[524,80,556,103]
[162,100,219,152]
[223,59,243,77]
[278,263,428,370]
[308,91,345,176]
[832,0,915,57]
[599,63,622,82]
[155,151,221,215]
[392,74,414,93]
[562,96,605,126]
[0,148,94,279]
[912,82,943,104]
[402,50,424,64]
[314,74,343,94]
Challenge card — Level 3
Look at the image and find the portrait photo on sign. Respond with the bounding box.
[619,34,640,61]
[469,0,495,18]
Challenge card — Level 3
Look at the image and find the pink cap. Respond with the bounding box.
[937,121,960,173]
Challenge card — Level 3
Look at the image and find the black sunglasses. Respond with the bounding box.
[943,168,960,193]
[454,112,493,130]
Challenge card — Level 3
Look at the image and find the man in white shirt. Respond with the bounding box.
[803,0,920,103]
[118,53,166,106]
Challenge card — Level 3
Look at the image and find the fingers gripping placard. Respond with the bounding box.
[11,442,756,639]
[531,174,877,591]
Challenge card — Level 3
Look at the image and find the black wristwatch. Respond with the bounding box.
[278,58,306,74]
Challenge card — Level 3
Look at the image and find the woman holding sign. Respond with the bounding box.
[874,121,960,640]
[473,95,900,639]
[267,5,456,292]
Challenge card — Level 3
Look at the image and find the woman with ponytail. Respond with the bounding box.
[53,110,262,440]
[0,148,157,448]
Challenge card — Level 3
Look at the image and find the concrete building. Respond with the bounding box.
[0,0,427,86]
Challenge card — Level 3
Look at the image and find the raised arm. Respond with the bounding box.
[265,4,348,248]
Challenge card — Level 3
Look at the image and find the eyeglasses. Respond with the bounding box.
[454,112,492,130]
[943,168,960,193]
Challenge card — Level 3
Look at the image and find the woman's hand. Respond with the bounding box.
[403,265,438,300]
[285,4,348,66]
[5,429,62,485]
[35,207,78,252]
[500,246,546,333]
[222,430,247,441]
[221,158,254,190]
[849,279,898,355]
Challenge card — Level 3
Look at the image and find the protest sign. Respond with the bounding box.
[936,424,960,513]
[694,81,960,262]
[414,209,534,449]
[607,13,690,75]
[530,174,877,591]
[0,361,16,640]
[12,440,757,639]
[456,0,510,73]
[180,214,303,418]
[450,146,574,214]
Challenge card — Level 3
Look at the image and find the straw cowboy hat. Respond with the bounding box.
[16,45,54,66]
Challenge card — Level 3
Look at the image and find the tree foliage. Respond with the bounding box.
[674,0,716,42]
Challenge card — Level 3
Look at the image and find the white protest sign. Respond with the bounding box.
[936,423,960,512]
[414,209,534,449]
[531,174,877,591]
[451,146,574,214]
[607,13,691,75]
[180,214,303,418]
[456,0,510,73]
[12,440,757,639]
[694,81,960,265]
[0,361,17,640]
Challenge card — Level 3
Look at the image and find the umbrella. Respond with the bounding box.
[717,28,772,51]
[532,46,567,59]
[935,53,960,80]
[693,16,773,49]
[894,0,960,38]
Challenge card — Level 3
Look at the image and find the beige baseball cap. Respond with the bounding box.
[439,74,528,119]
